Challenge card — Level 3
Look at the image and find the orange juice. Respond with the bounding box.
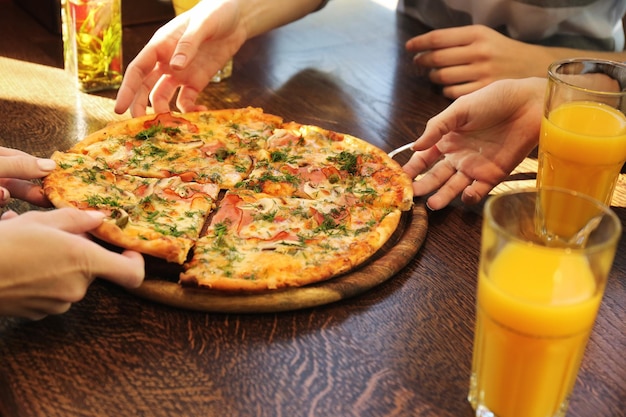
[538,101,626,205]
[468,242,603,417]
[171,0,199,15]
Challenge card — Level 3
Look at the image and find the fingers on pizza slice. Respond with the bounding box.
[44,151,219,264]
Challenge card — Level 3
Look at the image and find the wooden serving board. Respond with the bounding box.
[127,203,428,313]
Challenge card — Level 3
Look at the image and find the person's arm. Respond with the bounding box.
[402,77,546,210]
[406,25,626,99]
[239,0,325,38]
[114,0,325,117]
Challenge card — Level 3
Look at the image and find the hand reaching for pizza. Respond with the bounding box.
[114,0,325,117]
[0,146,57,207]
[0,208,144,320]
[402,77,545,210]
[115,0,244,117]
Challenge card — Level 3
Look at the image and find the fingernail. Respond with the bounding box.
[37,158,57,171]
[0,188,8,204]
[171,54,187,69]
[1,210,17,220]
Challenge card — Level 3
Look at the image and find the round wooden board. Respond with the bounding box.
[127,202,428,313]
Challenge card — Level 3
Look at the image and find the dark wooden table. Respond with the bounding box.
[0,1,624,416]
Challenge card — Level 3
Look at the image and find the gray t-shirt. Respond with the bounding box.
[397,0,626,51]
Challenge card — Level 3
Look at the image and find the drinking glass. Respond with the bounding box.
[537,58,626,206]
[171,0,233,83]
[468,187,621,417]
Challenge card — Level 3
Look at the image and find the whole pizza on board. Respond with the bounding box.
[43,107,414,292]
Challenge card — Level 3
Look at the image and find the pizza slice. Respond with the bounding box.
[179,189,402,291]
[238,123,413,210]
[67,121,253,188]
[44,151,219,264]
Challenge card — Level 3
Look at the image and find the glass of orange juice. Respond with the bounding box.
[468,187,621,417]
[538,58,626,207]
[170,0,233,82]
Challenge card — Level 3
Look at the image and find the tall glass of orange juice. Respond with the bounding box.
[468,188,621,417]
[170,0,233,82]
[538,59,626,208]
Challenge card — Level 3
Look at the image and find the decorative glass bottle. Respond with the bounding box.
[61,0,123,92]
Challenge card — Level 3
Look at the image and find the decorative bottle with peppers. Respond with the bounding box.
[61,0,123,92]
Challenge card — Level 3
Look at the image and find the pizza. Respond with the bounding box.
[43,107,414,292]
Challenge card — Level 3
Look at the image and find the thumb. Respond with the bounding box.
[169,1,235,71]
[169,35,201,70]
[0,155,56,179]
[169,14,213,70]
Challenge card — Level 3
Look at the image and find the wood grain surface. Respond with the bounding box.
[0,56,127,158]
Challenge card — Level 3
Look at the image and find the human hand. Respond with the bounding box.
[115,0,246,116]
[0,146,57,207]
[402,77,546,210]
[0,208,145,320]
[406,25,552,99]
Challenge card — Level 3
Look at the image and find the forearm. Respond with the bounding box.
[239,0,325,39]
[535,47,626,76]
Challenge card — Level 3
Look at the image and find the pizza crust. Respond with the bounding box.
[93,221,193,264]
